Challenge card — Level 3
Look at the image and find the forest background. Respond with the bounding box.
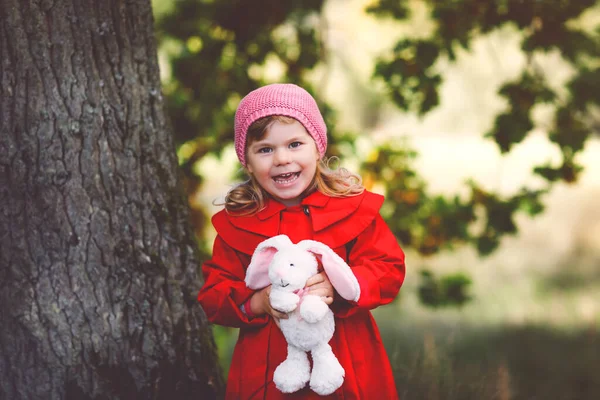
[152,0,600,399]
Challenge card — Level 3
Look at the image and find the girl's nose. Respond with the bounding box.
[273,148,291,165]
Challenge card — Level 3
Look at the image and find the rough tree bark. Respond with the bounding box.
[0,0,223,398]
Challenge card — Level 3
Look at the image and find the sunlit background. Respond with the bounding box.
[153,1,600,398]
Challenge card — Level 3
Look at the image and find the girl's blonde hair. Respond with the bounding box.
[222,116,364,215]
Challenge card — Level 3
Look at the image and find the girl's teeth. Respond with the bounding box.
[273,172,298,183]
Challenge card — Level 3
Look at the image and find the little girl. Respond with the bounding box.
[197,83,406,399]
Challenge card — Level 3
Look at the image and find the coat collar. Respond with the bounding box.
[226,190,328,237]
[305,191,364,232]
[221,190,381,235]
[212,190,384,255]
[254,190,330,221]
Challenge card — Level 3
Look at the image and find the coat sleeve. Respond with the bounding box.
[197,235,269,328]
[333,214,406,318]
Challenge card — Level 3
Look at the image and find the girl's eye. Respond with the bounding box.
[289,141,302,149]
[258,147,272,154]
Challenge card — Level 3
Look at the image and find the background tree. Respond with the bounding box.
[154,0,599,308]
[0,0,222,398]
[368,0,599,253]
[367,0,599,306]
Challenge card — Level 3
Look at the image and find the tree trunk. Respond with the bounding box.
[0,0,223,398]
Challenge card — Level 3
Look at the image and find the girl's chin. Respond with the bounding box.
[272,191,302,203]
[269,187,308,206]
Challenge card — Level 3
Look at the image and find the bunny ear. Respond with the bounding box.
[299,240,360,302]
[245,235,293,289]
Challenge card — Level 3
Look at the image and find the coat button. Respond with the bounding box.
[302,206,310,216]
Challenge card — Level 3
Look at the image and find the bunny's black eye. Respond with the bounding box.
[289,263,294,267]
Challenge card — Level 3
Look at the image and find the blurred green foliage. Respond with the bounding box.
[153,0,599,307]
[418,270,472,307]
[369,0,599,179]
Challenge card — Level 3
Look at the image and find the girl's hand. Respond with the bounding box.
[306,271,334,305]
[249,286,289,324]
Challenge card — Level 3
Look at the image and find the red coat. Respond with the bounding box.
[198,190,406,399]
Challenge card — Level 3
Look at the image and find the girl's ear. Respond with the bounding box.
[245,235,293,289]
[298,240,360,302]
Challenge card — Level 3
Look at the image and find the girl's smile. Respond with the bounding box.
[246,120,319,207]
[272,172,300,185]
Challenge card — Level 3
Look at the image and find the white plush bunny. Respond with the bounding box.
[245,235,361,396]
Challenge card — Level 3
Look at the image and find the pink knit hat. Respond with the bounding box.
[234,83,327,166]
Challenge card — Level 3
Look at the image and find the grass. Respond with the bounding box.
[380,319,599,400]
[374,257,600,400]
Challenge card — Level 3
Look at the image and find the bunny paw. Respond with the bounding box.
[274,353,310,393]
[271,291,300,313]
[300,295,329,323]
[309,357,344,396]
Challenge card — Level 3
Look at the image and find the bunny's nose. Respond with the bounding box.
[276,269,284,278]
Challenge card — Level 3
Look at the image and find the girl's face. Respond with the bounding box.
[246,120,319,207]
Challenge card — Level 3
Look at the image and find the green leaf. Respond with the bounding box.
[488,111,534,153]
[418,269,473,308]
[365,0,410,20]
